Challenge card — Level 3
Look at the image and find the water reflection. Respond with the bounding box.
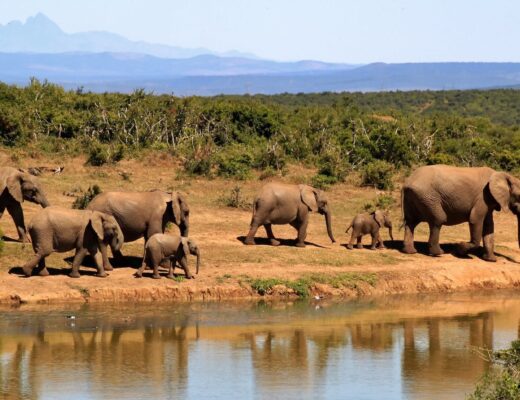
[1,294,520,399]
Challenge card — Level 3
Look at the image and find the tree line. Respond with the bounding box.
[0,79,519,189]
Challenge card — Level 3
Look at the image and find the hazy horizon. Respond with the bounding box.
[0,0,518,64]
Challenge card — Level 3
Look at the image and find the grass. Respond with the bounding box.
[246,272,378,297]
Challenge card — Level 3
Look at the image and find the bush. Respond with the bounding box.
[361,160,394,190]
[216,146,254,180]
[469,340,520,400]
[72,185,102,209]
[87,143,125,166]
[219,185,251,210]
[311,174,339,190]
[362,194,396,213]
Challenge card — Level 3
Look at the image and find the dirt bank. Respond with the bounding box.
[2,155,520,305]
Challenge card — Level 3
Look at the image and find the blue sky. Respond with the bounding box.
[0,0,518,63]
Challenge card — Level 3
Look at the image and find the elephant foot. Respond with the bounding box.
[96,272,108,278]
[370,246,377,250]
[269,239,281,246]
[22,266,33,277]
[244,238,255,246]
[356,244,363,249]
[167,274,174,279]
[346,244,354,250]
[378,245,386,250]
[69,272,81,278]
[483,253,497,262]
[152,274,162,279]
[429,247,444,257]
[185,275,195,279]
[402,245,417,254]
[295,242,306,248]
[104,264,114,272]
[38,268,49,277]
[134,271,143,278]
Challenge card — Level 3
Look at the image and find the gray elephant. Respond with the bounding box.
[402,165,520,261]
[0,167,50,242]
[87,190,189,269]
[244,183,335,247]
[345,210,394,250]
[21,207,124,278]
[135,234,200,279]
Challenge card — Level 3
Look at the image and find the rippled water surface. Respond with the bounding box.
[1,292,520,399]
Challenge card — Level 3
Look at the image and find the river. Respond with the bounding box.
[1,292,519,399]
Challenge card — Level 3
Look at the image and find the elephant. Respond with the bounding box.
[21,207,124,278]
[244,183,335,247]
[87,190,189,269]
[0,166,50,242]
[402,165,520,261]
[135,234,200,279]
[345,210,394,250]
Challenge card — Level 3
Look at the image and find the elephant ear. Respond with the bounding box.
[299,185,318,212]
[372,210,385,227]
[170,192,182,225]
[6,174,23,203]
[489,172,511,212]
[89,212,105,240]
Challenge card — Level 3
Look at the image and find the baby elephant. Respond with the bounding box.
[21,207,124,278]
[345,210,394,250]
[135,234,200,279]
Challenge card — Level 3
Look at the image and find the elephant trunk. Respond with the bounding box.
[180,216,189,237]
[113,224,124,252]
[195,248,200,275]
[388,226,394,242]
[325,211,335,243]
[38,193,50,208]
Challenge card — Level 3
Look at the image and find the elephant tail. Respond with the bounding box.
[345,222,353,234]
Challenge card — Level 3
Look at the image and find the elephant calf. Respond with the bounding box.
[135,234,200,279]
[345,210,394,250]
[21,207,124,278]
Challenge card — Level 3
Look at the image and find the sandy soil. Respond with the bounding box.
[1,151,520,305]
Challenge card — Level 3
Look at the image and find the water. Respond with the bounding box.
[1,292,519,400]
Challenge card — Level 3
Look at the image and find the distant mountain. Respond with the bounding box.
[1,53,519,95]
[0,13,255,59]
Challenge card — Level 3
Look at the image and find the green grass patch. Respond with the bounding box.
[246,272,378,297]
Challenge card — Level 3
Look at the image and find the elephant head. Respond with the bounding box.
[373,210,394,241]
[182,237,200,274]
[3,171,49,207]
[90,212,124,252]
[489,172,520,247]
[300,185,336,243]
[169,192,190,237]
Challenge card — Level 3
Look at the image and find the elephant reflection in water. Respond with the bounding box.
[347,323,395,351]
[401,313,494,394]
[0,318,193,399]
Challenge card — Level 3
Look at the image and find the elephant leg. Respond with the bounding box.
[356,236,363,249]
[245,220,260,245]
[264,224,280,246]
[370,233,378,250]
[152,256,162,279]
[457,220,483,256]
[34,258,49,276]
[403,222,418,254]
[0,205,4,220]
[70,248,88,278]
[179,256,194,279]
[22,254,45,277]
[167,258,176,279]
[100,244,113,271]
[347,231,357,250]
[482,212,497,262]
[428,224,444,256]
[7,203,28,242]
[377,233,386,249]
[91,250,107,278]
[295,219,308,248]
[135,256,147,278]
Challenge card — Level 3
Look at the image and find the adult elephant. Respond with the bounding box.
[87,190,189,269]
[244,183,335,247]
[402,165,520,261]
[0,167,50,242]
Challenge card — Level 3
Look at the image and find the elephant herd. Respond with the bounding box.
[1,164,520,279]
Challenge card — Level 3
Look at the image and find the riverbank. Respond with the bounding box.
[1,153,520,305]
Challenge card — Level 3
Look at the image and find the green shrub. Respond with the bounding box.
[216,146,254,180]
[427,152,457,165]
[468,340,520,400]
[362,194,396,213]
[311,174,339,190]
[87,143,125,166]
[361,160,394,190]
[72,185,102,209]
[219,185,250,210]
